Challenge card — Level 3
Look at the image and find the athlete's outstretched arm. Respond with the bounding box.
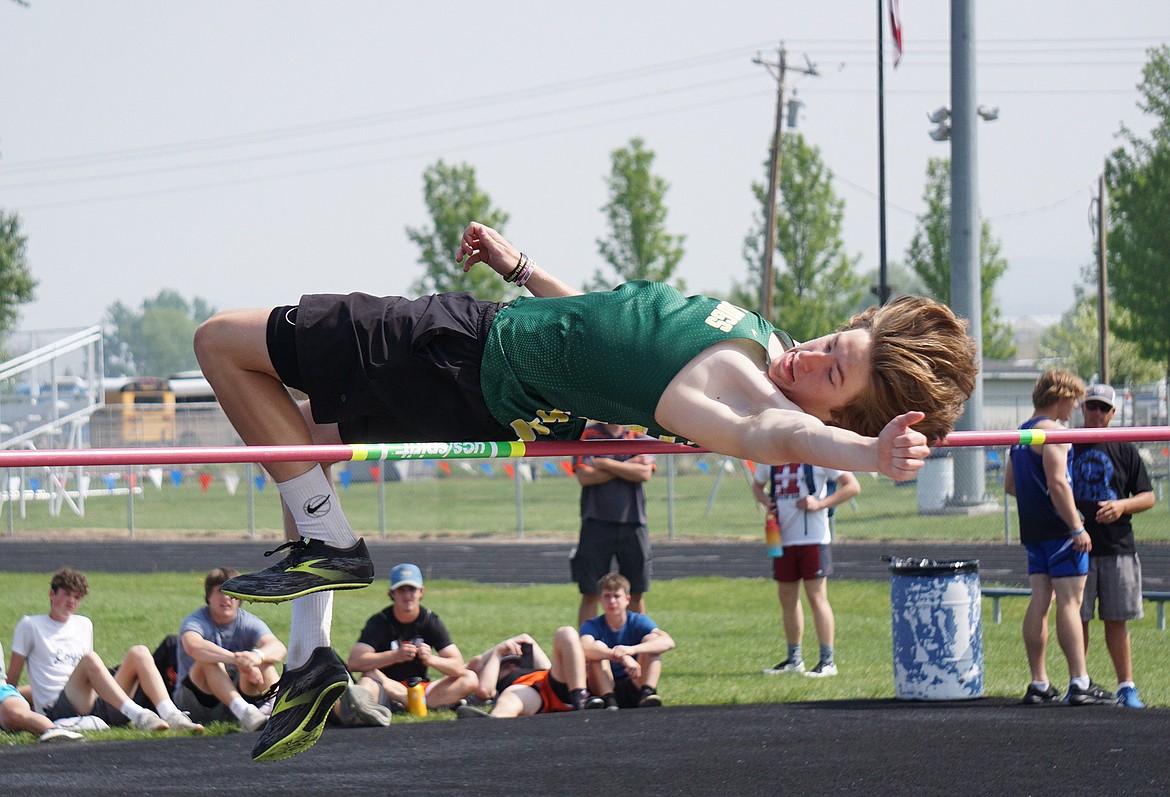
[657,382,929,482]
[455,222,581,298]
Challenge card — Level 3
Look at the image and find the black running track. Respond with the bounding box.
[4,539,1170,795]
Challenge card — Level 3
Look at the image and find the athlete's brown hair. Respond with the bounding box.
[1031,369,1085,410]
[832,296,978,443]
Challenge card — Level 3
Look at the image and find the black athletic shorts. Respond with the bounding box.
[570,518,652,595]
[266,292,514,444]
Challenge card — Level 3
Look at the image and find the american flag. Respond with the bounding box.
[889,0,904,67]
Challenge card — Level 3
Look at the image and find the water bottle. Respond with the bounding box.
[765,509,783,558]
[406,677,428,718]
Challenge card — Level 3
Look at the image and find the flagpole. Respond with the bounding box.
[875,0,892,305]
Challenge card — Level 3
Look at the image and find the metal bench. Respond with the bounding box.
[982,586,1170,630]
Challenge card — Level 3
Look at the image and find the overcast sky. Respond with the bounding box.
[1,1,1166,340]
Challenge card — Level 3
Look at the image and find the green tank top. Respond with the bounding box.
[480,281,791,442]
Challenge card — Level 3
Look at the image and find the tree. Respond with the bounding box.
[903,157,1016,360]
[0,209,38,337]
[851,263,928,316]
[1106,44,1170,379]
[591,138,685,290]
[1038,284,1163,386]
[104,290,214,377]
[734,133,865,343]
[407,160,511,301]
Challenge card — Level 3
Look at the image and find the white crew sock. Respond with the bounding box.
[119,700,146,721]
[154,699,179,718]
[287,591,334,669]
[277,466,357,548]
[228,696,250,720]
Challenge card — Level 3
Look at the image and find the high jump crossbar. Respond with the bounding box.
[0,426,1167,468]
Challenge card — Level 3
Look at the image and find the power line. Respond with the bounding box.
[2,35,1157,178]
[0,74,762,191]
[12,89,772,211]
[0,42,774,176]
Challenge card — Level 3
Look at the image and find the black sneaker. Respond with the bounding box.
[570,689,607,711]
[637,689,663,709]
[762,658,805,675]
[224,538,374,603]
[1021,683,1061,704]
[251,647,350,762]
[603,694,620,711]
[1067,681,1115,706]
[455,705,494,719]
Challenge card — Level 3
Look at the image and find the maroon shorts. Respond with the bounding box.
[772,544,833,582]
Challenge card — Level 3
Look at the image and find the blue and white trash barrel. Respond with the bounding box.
[888,557,984,700]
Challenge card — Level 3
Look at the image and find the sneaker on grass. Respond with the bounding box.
[338,683,393,727]
[252,646,350,762]
[239,705,269,733]
[636,691,663,709]
[223,538,374,603]
[804,661,838,678]
[762,658,804,676]
[133,709,169,731]
[161,709,205,733]
[455,705,493,719]
[38,727,84,743]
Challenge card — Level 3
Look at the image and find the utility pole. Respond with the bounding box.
[754,45,817,322]
[1095,172,1110,384]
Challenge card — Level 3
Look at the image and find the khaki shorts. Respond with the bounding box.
[1081,553,1143,623]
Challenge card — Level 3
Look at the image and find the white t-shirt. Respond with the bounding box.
[11,613,93,714]
[754,463,848,546]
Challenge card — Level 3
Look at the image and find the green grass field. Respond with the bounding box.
[3,571,1167,746]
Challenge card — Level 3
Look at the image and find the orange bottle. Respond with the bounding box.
[407,679,428,718]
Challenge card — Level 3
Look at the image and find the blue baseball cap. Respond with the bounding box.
[390,563,423,590]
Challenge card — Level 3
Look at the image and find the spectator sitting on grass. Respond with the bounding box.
[336,563,476,722]
[6,567,204,733]
[457,629,605,718]
[0,640,84,744]
[175,568,287,733]
[580,573,675,709]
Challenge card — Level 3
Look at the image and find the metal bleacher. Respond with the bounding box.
[0,325,107,517]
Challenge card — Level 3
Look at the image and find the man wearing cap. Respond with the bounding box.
[338,563,476,720]
[1071,383,1156,709]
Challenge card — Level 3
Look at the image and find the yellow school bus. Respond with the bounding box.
[108,376,176,445]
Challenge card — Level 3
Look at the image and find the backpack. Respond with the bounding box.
[802,464,838,517]
[128,634,179,710]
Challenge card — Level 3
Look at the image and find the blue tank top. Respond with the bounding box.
[1009,416,1073,543]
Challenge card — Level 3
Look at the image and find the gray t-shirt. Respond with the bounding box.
[175,606,273,689]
